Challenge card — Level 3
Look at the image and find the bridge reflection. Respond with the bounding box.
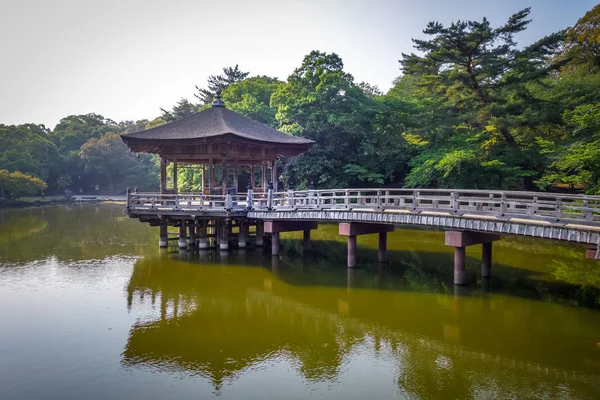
[123,250,600,398]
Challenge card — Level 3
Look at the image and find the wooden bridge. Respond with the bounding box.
[126,187,600,285]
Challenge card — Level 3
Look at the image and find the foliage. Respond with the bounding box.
[195,65,250,105]
[80,133,158,192]
[0,169,47,199]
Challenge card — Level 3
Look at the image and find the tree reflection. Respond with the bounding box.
[124,252,600,398]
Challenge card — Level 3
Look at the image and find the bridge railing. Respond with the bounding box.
[126,188,600,226]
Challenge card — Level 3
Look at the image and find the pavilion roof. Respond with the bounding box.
[121,100,314,147]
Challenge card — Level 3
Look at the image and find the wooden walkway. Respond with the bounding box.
[125,188,600,283]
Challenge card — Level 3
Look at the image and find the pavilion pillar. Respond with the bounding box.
[178,223,187,249]
[197,220,208,249]
[173,158,178,194]
[272,159,278,192]
[233,160,239,194]
[160,157,167,194]
[262,163,267,191]
[159,222,168,248]
[209,158,214,195]
[201,164,205,193]
[222,156,228,196]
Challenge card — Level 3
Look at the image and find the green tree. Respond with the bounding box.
[222,75,284,126]
[160,98,199,122]
[80,133,158,192]
[0,169,48,199]
[399,8,563,189]
[195,65,250,105]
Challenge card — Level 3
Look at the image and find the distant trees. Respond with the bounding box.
[0,169,47,199]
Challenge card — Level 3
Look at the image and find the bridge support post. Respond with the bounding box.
[339,223,395,268]
[159,223,168,248]
[378,232,387,263]
[347,235,357,268]
[255,221,264,247]
[454,246,466,285]
[445,231,500,285]
[272,232,280,256]
[482,241,492,278]
[264,221,318,256]
[239,220,247,249]
[188,222,196,250]
[219,220,229,251]
[178,223,187,249]
[303,230,311,252]
[197,221,207,249]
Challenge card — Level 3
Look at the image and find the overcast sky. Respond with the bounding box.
[0,0,596,128]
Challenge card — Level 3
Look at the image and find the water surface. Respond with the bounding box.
[1,204,600,399]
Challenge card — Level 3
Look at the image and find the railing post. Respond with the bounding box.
[344,190,350,208]
[246,183,253,210]
[309,182,315,207]
[583,199,593,221]
[500,193,507,216]
[450,191,459,213]
[225,193,233,211]
[126,187,131,209]
[267,181,274,210]
[288,188,294,208]
[555,197,562,221]
[412,190,419,210]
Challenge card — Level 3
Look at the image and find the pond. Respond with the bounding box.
[1,203,599,399]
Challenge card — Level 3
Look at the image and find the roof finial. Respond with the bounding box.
[212,89,225,108]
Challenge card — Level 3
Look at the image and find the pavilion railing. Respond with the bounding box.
[126,188,600,226]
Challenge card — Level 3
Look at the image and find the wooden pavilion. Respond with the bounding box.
[120,90,314,195]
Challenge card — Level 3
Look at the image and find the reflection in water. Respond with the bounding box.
[124,251,600,398]
[1,204,600,399]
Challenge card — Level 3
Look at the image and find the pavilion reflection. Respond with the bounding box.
[123,251,600,398]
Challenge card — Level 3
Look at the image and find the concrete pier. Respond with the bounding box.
[339,223,395,268]
[303,230,311,252]
[264,220,318,256]
[159,223,168,248]
[188,223,196,250]
[271,232,280,256]
[255,221,264,246]
[445,231,500,285]
[198,221,208,249]
[239,220,247,249]
[178,224,187,249]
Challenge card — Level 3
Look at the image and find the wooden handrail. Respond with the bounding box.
[127,188,600,226]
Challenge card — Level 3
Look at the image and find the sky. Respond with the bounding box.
[0,0,597,128]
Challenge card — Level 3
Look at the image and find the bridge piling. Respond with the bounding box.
[445,231,500,285]
[339,223,395,268]
[303,230,311,252]
[159,223,168,248]
[188,223,196,250]
[178,224,187,249]
[198,221,208,249]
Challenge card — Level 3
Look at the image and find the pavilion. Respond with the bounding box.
[120,90,314,195]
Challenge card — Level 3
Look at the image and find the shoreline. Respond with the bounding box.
[0,195,127,209]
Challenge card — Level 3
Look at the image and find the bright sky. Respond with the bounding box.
[0,0,596,128]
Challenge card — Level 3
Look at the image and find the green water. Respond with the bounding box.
[1,204,600,399]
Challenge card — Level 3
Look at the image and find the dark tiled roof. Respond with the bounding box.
[122,106,314,145]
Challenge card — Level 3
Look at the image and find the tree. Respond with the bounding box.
[557,4,600,72]
[195,65,250,105]
[399,8,564,189]
[80,133,158,192]
[222,75,284,126]
[160,98,199,123]
[0,169,47,199]
[272,51,379,188]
